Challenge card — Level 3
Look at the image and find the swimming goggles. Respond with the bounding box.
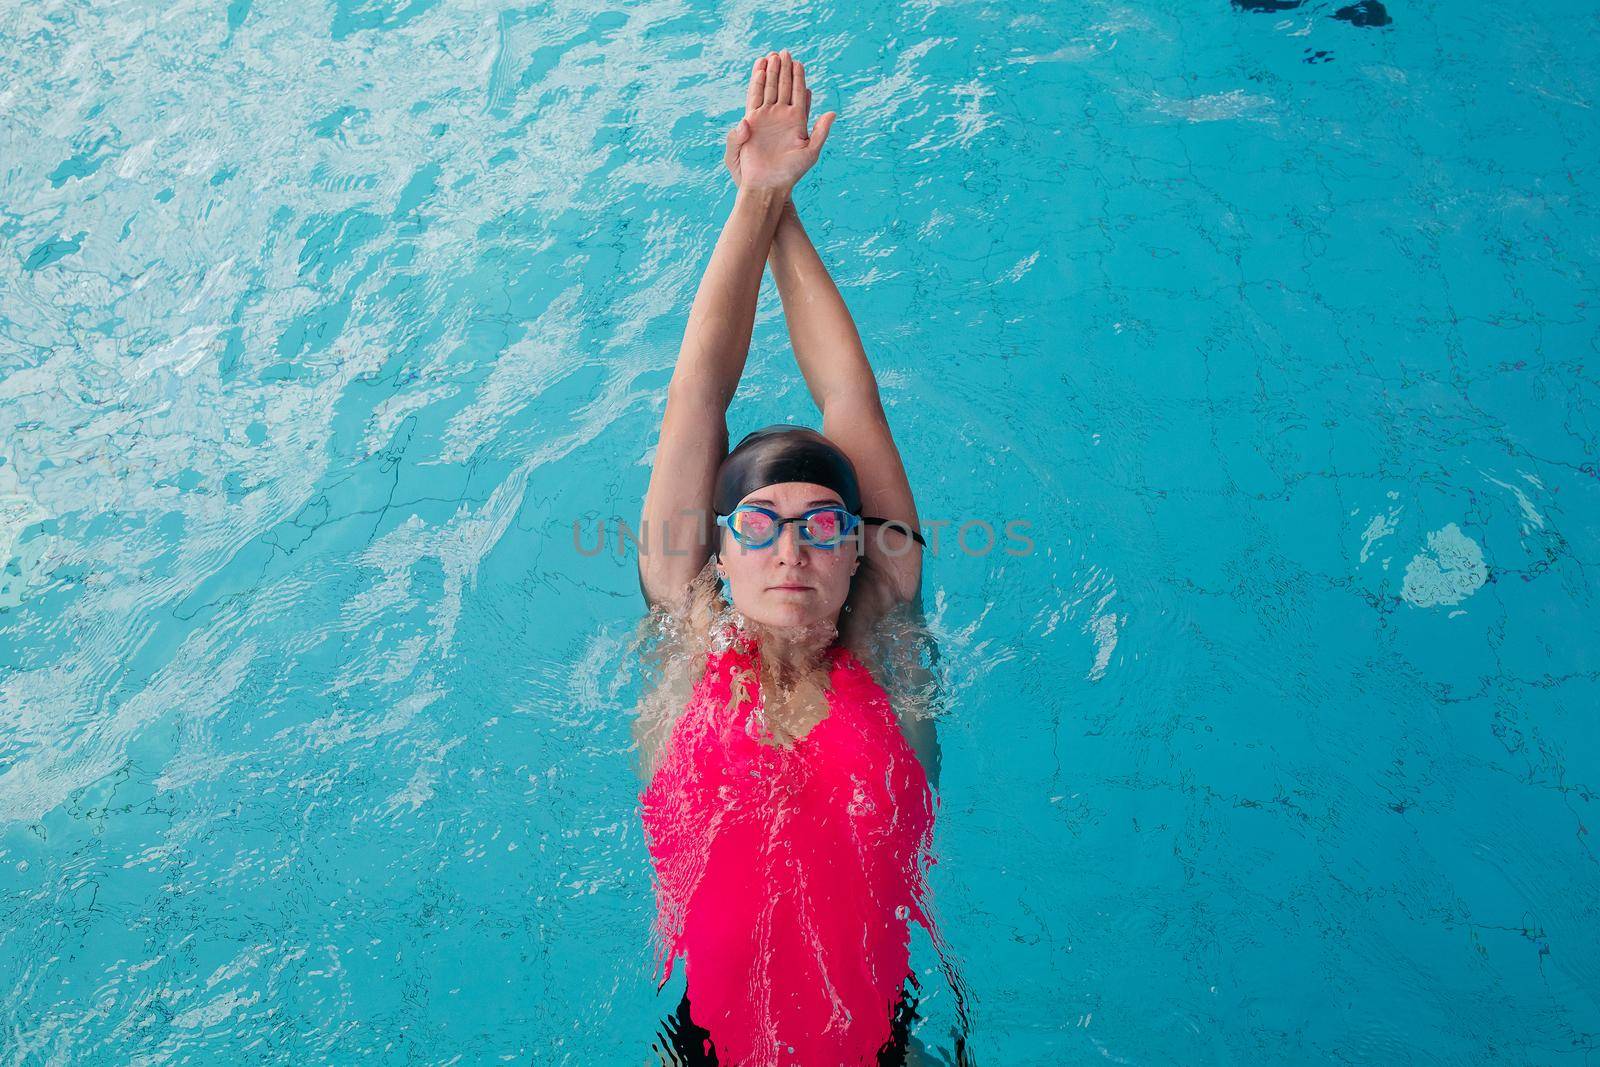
[716,504,928,550]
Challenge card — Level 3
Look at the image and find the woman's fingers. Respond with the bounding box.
[795,59,807,105]
[778,48,794,105]
[763,51,780,104]
[808,111,836,158]
[723,118,748,174]
[746,56,766,115]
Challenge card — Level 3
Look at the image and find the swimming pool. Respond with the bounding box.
[2,0,1596,1061]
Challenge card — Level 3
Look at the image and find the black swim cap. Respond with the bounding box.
[714,424,862,516]
[712,424,930,549]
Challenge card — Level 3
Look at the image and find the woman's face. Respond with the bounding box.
[716,481,860,632]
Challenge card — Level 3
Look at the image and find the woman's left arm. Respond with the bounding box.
[766,201,924,609]
[721,58,917,604]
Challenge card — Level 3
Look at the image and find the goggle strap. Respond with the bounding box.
[861,515,928,548]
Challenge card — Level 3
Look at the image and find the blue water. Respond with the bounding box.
[2,0,1597,1062]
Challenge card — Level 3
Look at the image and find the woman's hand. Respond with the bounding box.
[723,49,836,196]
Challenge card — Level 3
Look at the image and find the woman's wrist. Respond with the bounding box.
[734,183,790,210]
[770,196,804,258]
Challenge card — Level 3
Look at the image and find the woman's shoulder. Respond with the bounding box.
[640,559,726,653]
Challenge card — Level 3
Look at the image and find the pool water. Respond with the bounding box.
[2,0,1597,1062]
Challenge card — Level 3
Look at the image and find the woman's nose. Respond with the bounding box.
[772,523,807,563]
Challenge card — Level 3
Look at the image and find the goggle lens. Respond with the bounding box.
[732,509,775,542]
[805,509,844,544]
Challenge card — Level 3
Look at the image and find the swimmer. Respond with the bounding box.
[634,50,968,1067]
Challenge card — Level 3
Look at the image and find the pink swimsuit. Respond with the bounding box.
[640,624,938,1066]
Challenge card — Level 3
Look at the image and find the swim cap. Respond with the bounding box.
[714,424,862,516]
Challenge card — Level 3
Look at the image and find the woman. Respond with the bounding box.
[635,50,956,1067]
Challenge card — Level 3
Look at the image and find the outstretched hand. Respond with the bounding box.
[723,49,836,195]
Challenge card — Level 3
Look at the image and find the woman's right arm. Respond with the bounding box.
[638,186,787,613]
[640,51,833,613]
